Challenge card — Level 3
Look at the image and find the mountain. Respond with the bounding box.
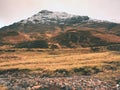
[0,10,120,48]
[20,10,89,25]
[0,10,90,33]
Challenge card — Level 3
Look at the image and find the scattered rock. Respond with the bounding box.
[0,72,117,90]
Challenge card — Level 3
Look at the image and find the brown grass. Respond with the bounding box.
[93,33,120,43]
[0,48,120,80]
[0,85,8,90]
[0,48,119,71]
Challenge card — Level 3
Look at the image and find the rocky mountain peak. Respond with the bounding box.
[39,10,53,14]
[20,10,89,24]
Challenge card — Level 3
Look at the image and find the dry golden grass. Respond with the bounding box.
[0,85,8,90]
[0,48,119,81]
[0,48,119,71]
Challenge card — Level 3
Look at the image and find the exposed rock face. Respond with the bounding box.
[19,10,89,25]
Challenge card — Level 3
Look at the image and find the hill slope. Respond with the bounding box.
[0,10,120,47]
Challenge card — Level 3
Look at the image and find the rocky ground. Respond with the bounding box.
[0,71,119,90]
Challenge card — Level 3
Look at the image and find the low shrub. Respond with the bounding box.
[72,66,101,75]
[102,65,117,71]
[54,69,69,76]
[16,40,48,48]
[107,44,120,51]
[0,68,31,74]
[4,50,16,52]
[104,61,120,67]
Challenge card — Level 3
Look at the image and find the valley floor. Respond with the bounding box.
[0,48,119,90]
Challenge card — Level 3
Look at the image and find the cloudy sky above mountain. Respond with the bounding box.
[0,0,120,28]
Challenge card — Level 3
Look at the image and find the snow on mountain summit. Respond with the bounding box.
[20,10,89,24]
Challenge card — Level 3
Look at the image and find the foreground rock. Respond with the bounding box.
[0,72,118,90]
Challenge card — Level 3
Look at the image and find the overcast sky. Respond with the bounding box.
[0,0,120,28]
